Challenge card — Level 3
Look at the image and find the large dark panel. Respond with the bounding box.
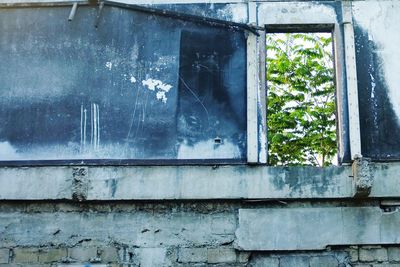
[354,25,400,160]
[0,5,247,162]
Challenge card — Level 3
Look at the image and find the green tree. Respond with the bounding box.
[266,33,337,166]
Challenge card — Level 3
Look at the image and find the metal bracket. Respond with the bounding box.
[352,156,373,198]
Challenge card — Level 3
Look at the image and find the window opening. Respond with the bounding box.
[266,32,337,166]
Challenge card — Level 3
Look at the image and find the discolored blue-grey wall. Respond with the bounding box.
[0,4,247,162]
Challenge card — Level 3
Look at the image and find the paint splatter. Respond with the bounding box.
[353,1,400,124]
[105,62,113,70]
[156,91,167,103]
[142,78,173,103]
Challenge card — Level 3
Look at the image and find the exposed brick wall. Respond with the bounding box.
[3,245,400,266]
[249,246,400,267]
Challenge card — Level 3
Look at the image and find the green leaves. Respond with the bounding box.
[267,33,337,167]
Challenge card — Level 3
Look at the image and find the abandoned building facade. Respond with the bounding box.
[1,0,400,266]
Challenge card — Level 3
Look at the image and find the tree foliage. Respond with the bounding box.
[266,33,337,166]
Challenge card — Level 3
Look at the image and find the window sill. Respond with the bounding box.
[0,162,397,201]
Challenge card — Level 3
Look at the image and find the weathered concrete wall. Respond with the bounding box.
[1,202,400,266]
[0,165,354,200]
[353,0,400,160]
[236,207,400,250]
[2,162,400,200]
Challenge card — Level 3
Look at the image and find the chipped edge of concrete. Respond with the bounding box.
[352,156,373,198]
[0,162,398,200]
[72,167,89,201]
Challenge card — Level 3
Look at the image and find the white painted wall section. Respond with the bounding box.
[258,1,337,26]
[352,1,400,127]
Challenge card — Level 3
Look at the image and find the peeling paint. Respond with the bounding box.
[105,61,113,70]
[353,1,400,125]
[216,4,247,23]
[0,142,19,159]
[177,139,241,159]
[142,78,173,103]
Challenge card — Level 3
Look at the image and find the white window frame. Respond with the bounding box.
[249,0,363,164]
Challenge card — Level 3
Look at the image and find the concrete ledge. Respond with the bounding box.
[0,163,398,200]
[0,210,236,247]
[0,165,353,200]
[0,167,71,200]
[235,207,400,251]
[370,163,400,197]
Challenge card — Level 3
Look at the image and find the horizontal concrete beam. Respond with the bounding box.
[0,163,398,200]
[0,164,356,200]
[235,207,400,251]
[87,165,354,200]
[258,1,338,25]
[370,163,400,197]
[0,209,236,247]
[0,167,72,200]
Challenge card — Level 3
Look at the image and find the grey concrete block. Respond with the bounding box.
[372,264,400,267]
[87,165,353,200]
[371,164,400,197]
[310,255,338,267]
[248,256,279,267]
[346,246,359,262]
[352,156,372,197]
[0,249,9,264]
[237,251,251,263]
[38,248,67,263]
[178,248,207,263]
[0,211,234,248]
[0,167,72,200]
[116,247,134,264]
[136,248,168,267]
[280,256,309,267]
[359,247,388,262]
[3,162,400,200]
[0,164,351,200]
[98,247,119,263]
[13,248,39,263]
[236,207,400,250]
[211,216,236,235]
[207,248,236,263]
[68,247,97,262]
[71,167,88,201]
[388,247,400,261]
